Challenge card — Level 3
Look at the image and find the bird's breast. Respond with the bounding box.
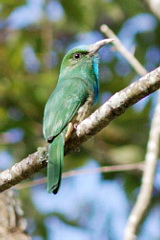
[76,94,94,123]
[65,94,94,141]
[65,94,94,142]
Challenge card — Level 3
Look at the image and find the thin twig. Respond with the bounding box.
[145,0,160,20]
[0,66,160,192]
[100,24,147,76]
[124,90,160,240]
[16,162,144,190]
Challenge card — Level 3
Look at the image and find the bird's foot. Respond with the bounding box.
[65,122,74,142]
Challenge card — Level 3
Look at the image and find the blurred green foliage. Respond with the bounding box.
[0,0,160,239]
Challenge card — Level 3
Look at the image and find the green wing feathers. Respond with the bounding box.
[44,79,90,194]
[47,131,65,194]
[43,79,89,141]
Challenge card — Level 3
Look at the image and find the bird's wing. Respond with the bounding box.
[43,78,90,141]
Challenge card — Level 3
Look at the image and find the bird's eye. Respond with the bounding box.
[73,53,82,59]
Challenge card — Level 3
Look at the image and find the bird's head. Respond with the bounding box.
[59,39,113,103]
[59,39,113,79]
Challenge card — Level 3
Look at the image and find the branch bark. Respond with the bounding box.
[0,66,160,192]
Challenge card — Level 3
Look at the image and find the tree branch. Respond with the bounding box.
[0,190,30,240]
[100,24,147,76]
[100,24,160,240]
[0,66,160,192]
[124,90,160,240]
[16,162,144,190]
[144,0,160,20]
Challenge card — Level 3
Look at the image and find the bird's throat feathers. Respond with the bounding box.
[92,55,99,103]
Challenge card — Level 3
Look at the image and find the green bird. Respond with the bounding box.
[43,38,113,194]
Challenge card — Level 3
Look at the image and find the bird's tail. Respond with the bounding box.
[47,132,64,194]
